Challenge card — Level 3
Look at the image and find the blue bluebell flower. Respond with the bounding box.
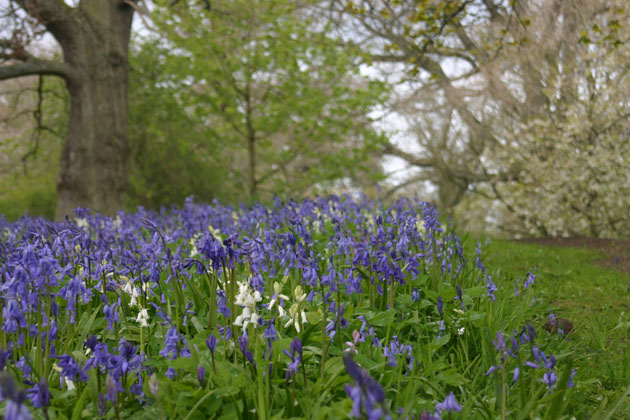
[197,365,206,387]
[486,275,497,302]
[56,354,88,384]
[342,352,390,419]
[436,391,462,413]
[206,334,217,354]
[524,272,535,288]
[238,332,254,365]
[27,378,50,408]
[160,327,190,360]
[103,303,119,330]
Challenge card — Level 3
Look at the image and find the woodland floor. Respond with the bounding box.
[516,237,630,274]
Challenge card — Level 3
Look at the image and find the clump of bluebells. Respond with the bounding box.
[0,196,577,419]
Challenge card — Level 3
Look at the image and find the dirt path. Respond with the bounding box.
[516,237,630,274]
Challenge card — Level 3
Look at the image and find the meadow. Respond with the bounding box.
[0,195,627,419]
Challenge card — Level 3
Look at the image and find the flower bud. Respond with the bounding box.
[148,373,159,397]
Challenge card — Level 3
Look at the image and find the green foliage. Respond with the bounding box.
[0,170,57,220]
[127,38,233,209]
[140,0,388,202]
[1,0,389,217]
[0,76,66,220]
[479,238,630,418]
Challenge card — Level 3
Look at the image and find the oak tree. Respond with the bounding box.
[0,0,137,218]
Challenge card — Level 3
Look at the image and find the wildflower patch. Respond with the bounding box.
[0,197,581,418]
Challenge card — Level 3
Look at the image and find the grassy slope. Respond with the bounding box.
[478,238,630,418]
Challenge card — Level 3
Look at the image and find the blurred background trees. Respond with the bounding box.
[130,0,387,207]
[1,0,629,238]
[333,0,630,237]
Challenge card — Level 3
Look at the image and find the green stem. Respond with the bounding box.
[501,365,507,420]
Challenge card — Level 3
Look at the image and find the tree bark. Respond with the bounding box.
[4,0,135,219]
[55,1,134,218]
[245,81,257,201]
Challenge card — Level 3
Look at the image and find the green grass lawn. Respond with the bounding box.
[478,238,630,418]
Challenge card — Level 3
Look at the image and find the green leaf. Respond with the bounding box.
[71,385,91,420]
[591,383,630,420]
[191,316,205,334]
[75,305,102,352]
[305,311,321,325]
[544,359,573,419]
[466,286,487,299]
[366,309,396,327]
[183,389,218,420]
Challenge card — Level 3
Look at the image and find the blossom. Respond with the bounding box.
[75,218,89,231]
[165,367,177,379]
[55,354,88,384]
[234,281,262,330]
[436,392,462,413]
[27,378,50,409]
[568,369,576,388]
[84,342,110,372]
[283,337,303,383]
[283,303,307,333]
[121,281,140,307]
[148,373,159,397]
[485,365,499,376]
[103,303,119,330]
[238,332,254,365]
[342,353,390,420]
[411,288,420,302]
[486,275,497,302]
[2,300,26,334]
[160,327,190,360]
[136,308,149,327]
[1,373,32,419]
[217,290,230,318]
[524,272,536,288]
[293,285,307,303]
[454,284,465,311]
[264,320,277,359]
[345,330,361,354]
[197,365,206,387]
[206,334,217,354]
[267,282,289,311]
[437,319,445,341]
[493,331,506,355]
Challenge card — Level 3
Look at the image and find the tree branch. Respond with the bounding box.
[383,173,428,199]
[15,0,72,23]
[382,142,434,168]
[14,0,75,44]
[0,58,71,80]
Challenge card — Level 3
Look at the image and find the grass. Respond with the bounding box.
[477,238,630,419]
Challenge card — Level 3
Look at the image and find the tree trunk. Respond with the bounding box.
[245,82,257,202]
[54,1,133,219]
[0,1,136,218]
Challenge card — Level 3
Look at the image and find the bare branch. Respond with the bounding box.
[0,58,71,80]
[382,142,434,168]
[13,0,75,44]
[14,0,72,23]
[383,173,428,199]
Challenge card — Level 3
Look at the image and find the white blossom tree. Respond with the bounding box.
[337,0,630,237]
